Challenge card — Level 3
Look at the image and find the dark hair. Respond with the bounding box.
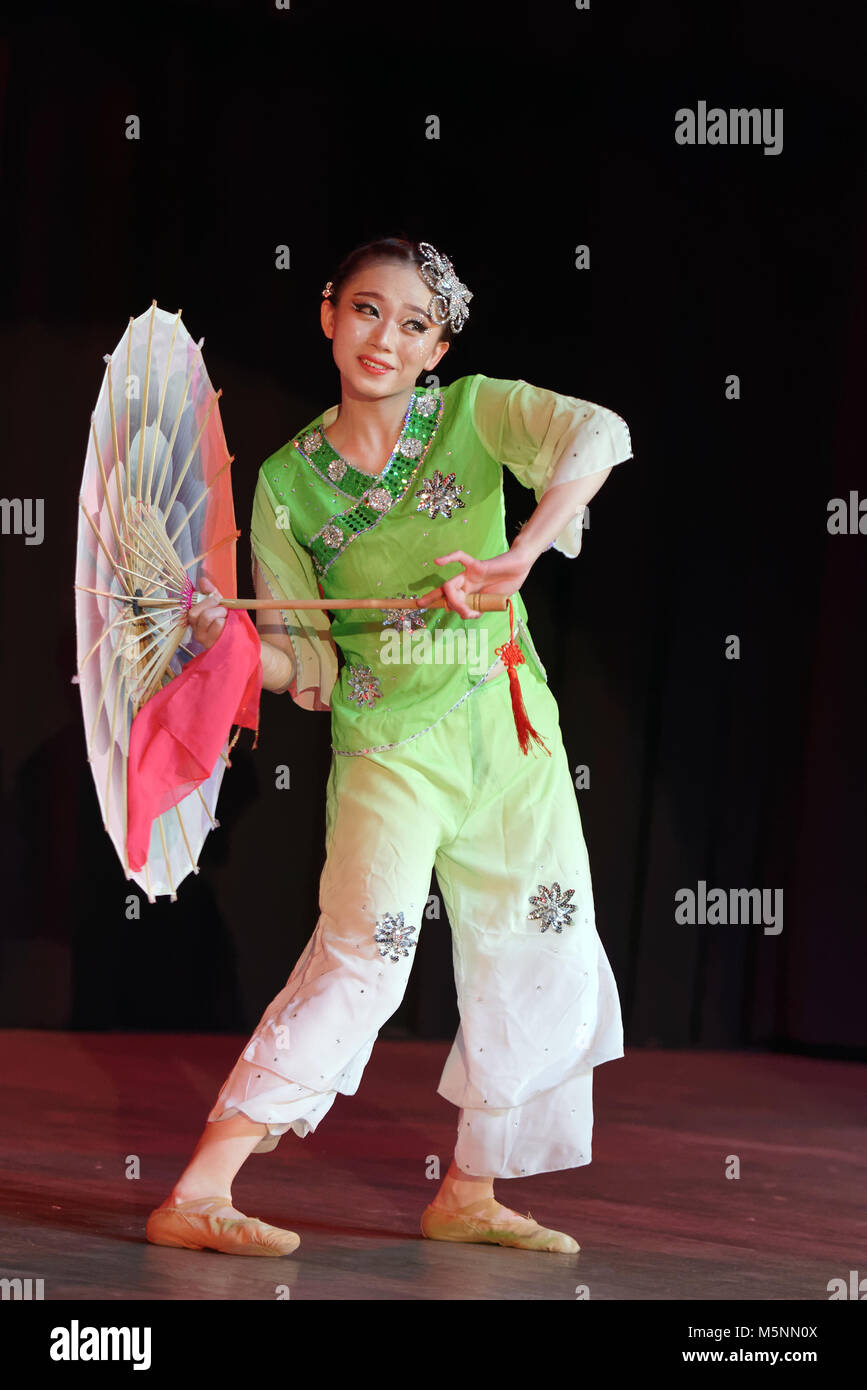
[323,235,464,348]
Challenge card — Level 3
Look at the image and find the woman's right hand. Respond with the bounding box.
[188,575,228,651]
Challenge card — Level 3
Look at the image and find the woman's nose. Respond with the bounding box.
[369,318,398,346]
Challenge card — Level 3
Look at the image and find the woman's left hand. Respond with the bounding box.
[421,547,535,620]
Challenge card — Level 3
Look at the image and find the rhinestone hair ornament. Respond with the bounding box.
[321,240,472,333]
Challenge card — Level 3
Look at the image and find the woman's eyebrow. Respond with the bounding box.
[351,290,432,320]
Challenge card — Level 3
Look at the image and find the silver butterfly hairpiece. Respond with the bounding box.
[321,240,472,333]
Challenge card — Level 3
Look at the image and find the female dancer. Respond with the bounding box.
[146,235,633,1258]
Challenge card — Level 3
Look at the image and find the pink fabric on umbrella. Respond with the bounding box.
[126,609,262,872]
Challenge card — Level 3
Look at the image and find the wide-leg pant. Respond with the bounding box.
[207,663,624,1178]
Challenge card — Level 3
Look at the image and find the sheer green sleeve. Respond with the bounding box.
[249,468,338,711]
[470,374,633,557]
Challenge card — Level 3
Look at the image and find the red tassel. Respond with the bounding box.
[494,600,551,757]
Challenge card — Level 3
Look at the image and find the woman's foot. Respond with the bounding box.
[421,1196,580,1254]
[146,1193,300,1257]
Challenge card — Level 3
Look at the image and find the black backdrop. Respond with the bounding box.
[1,0,864,1054]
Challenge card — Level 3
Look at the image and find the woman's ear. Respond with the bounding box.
[427,337,450,372]
[320,298,335,340]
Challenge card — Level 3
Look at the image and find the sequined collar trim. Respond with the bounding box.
[293,388,441,500]
[291,389,444,577]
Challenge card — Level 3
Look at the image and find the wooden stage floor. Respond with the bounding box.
[1,1030,864,1301]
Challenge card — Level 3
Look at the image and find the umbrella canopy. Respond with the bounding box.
[74,302,241,902]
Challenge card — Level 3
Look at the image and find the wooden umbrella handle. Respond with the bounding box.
[82,588,513,613]
[218,592,511,612]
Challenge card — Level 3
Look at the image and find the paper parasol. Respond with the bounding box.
[74,302,245,902]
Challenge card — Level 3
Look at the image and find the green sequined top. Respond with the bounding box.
[248,372,632,755]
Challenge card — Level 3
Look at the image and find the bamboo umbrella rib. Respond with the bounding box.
[112,606,183,666]
[118,531,183,591]
[156,815,176,899]
[78,499,131,595]
[134,578,180,603]
[76,584,176,612]
[132,621,186,700]
[162,388,224,519]
[196,784,218,828]
[88,634,133,750]
[75,585,183,613]
[110,554,177,592]
[85,570,127,618]
[121,700,130,879]
[91,561,125,599]
[139,531,186,590]
[93,617,167,758]
[150,622,191,694]
[136,302,157,504]
[103,657,125,831]
[145,309,183,505]
[118,660,145,729]
[78,609,130,673]
[116,531,182,591]
[125,317,133,514]
[134,501,187,566]
[173,801,198,876]
[185,529,239,572]
[90,418,127,570]
[104,359,128,542]
[134,507,189,586]
[153,353,202,514]
[76,583,146,603]
[143,857,154,903]
[130,574,180,609]
[120,507,187,590]
[168,455,233,548]
[118,614,185,687]
[80,495,174,600]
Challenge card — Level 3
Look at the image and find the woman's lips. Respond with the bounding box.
[358,356,392,374]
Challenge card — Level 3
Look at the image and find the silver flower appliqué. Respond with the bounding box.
[382,592,427,632]
[399,436,424,460]
[528,881,576,933]
[346,664,382,708]
[363,486,393,513]
[373,911,418,962]
[414,393,439,418]
[415,469,465,519]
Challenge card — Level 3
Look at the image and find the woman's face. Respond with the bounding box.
[321,259,450,397]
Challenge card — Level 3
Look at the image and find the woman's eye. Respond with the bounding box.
[352,302,427,332]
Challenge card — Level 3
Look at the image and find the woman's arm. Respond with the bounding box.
[259,636,296,694]
[249,468,339,711]
[510,467,613,567]
[253,555,297,694]
[431,469,615,620]
[186,568,297,693]
[427,376,630,618]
